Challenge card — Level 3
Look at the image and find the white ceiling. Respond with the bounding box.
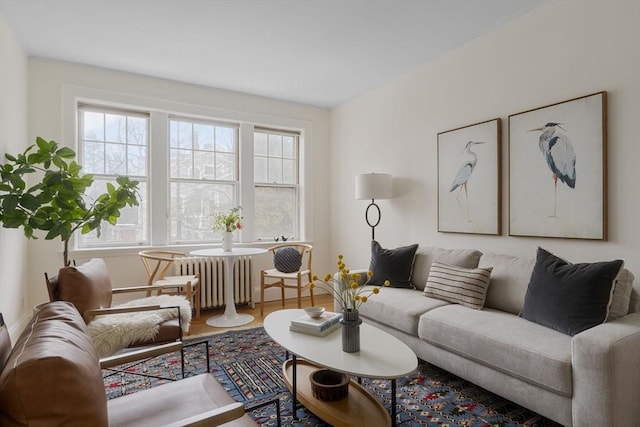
[0,0,546,108]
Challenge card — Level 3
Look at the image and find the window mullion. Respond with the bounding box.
[239,122,255,243]
[150,110,169,245]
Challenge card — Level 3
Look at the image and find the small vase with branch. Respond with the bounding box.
[213,206,243,251]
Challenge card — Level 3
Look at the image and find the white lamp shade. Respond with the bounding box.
[355,173,392,200]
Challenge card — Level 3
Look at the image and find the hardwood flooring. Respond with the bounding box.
[188,293,334,336]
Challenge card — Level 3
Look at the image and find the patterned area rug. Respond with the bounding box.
[103,327,562,426]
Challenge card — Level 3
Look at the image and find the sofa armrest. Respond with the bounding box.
[572,311,640,427]
[84,304,181,323]
[112,284,183,294]
[332,269,369,311]
[162,402,245,427]
[0,301,108,426]
[100,342,183,369]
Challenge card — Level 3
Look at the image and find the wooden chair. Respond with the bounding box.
[260,243,314,315]
[45,258,191,378]
[138,250,201,319]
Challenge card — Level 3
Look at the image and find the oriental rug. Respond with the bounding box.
[103,326,561,427]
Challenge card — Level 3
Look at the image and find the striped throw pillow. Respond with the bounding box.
[424,261,493,310]
[274,247,302,273]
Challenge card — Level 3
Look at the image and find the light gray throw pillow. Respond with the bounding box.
[424,261,493,310]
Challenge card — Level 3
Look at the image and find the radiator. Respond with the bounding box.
[173,256,253,310]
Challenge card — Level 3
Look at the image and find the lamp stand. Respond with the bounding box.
[364,198,381,241]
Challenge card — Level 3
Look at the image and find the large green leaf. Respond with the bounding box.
[56,147,76,159]
[35,137,49,150]
[27,153,47,164]
[8,174,25,190]
[19,193,40,211]
[2,194,18,211]
[43,172,62,186]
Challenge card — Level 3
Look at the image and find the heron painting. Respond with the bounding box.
[508,91,607,240]
[528,122,576,217]
[449,140,485,221]
[438,119,500,235]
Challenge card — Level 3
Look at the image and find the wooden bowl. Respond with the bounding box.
[309,369,349,401]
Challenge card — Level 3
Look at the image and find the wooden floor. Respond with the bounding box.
[188,293,334,336]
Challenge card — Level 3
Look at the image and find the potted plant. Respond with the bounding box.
[0,137,140,266]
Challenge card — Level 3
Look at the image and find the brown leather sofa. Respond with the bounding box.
[0,301,257,426]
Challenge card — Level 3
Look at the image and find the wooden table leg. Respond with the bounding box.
[391,379,397,426]
[292,353,298,420]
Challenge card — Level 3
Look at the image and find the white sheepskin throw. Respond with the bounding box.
[88,295,192,358]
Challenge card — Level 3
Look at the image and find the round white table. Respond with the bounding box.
[190,247,267,327]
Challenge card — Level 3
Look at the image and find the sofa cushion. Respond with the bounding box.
[357,286,449,335]
[480,252,535,314]
[418,304,573,397]
[0,301,108,426]
[412,247,483,290]
[368,241,419,288]
[424,262,492,309]
[522,247,624,336]
[630,285,640,314]
[57,258,113,323]
[607,268,635,320]
[107,373,256,426]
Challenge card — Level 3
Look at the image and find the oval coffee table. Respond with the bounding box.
[264,309,418,426]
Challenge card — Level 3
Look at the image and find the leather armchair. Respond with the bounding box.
[0,301,257,426]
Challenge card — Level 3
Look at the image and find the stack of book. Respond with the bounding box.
[289,311,342,336]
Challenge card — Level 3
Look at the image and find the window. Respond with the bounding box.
[254,128,299,240]
[169,117,239,243]
[73,97,304,250]
[78,106,149,247]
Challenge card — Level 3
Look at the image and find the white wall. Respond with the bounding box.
[330,1,640,274]
[0,11,29,338]
[25,59,332,314]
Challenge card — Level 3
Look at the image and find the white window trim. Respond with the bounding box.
[62,85,314,257]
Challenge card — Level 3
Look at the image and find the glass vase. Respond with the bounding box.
[222,231,233,252]
[340,310,362,353]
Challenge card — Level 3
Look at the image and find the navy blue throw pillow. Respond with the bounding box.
[368,241,419,288]
[274,247,302,273]
[522,247,623,336]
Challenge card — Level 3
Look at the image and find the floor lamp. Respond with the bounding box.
[355,173,392,241]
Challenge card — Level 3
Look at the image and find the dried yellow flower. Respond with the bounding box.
[308,254,389,312]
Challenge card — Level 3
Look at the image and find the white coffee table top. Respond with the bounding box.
[264,309,418,379]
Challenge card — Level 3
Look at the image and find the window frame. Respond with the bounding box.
[62,86,312,256]
[77,104,151,248]
[253,127,300,240]
[168,116,240,244]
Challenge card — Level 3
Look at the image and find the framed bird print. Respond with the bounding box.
[437,118,501,235]
[508,91,607,240]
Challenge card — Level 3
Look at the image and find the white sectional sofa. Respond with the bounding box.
[335,245,640,427]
